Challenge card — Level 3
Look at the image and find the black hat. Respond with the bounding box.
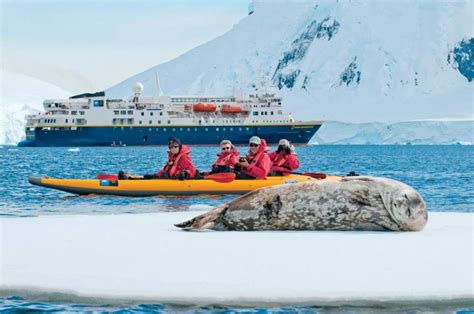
[168,137,181,146]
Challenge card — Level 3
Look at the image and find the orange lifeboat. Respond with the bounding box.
[221,104,243,114]
[193,102,216,112]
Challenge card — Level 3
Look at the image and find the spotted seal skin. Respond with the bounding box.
[175,176,428,231]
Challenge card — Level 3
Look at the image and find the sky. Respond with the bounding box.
[0,0,249,93]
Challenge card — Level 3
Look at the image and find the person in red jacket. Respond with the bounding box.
[234,136,272,179]
[209,139,239,174]
[268,139,300,176]
[151,138,196,180]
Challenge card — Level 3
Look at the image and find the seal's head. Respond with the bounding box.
[376,178,428,231]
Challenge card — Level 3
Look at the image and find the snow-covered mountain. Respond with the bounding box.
[0,71,70,145]
[312,120,474,145]
[106,0,473,123]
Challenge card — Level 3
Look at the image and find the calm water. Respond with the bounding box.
[1,145,473,313]
[0,145,473,216]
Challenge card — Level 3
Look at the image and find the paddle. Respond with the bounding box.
[96,172,236,183]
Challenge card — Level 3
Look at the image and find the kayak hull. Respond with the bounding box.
[28,175,338,196]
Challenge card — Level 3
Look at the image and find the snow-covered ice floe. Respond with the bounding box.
[67,148,80,152]
[0,211,472,307]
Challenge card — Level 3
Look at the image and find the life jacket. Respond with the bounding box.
[268,150,300,172]
[158,144,196,177]
[213,149,239,168]
[241,139,272,179]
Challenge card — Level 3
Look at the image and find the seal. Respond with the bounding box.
[175,176,428,231]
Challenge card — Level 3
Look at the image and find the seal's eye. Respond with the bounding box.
[406,207,412,217]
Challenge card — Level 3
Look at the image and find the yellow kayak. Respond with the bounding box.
[28,174,339,196]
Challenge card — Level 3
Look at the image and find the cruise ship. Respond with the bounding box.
[19,82,322,146]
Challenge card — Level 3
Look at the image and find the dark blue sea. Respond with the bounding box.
[1,145,473,313]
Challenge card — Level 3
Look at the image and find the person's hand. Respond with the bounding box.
[239,160,249,168]
[284,146,291,154]
[167,161,174,166]
[177,170,189,180]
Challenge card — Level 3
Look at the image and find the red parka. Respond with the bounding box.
[212,149,239,168]
[157,145,196,178]
[241,139,272,179]
[268,150,300,173]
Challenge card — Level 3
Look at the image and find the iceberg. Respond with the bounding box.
[1,211,472,306]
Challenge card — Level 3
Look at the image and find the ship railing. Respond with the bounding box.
[47,110,69,115]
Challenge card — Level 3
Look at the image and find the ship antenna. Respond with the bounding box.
[155,72,164,96]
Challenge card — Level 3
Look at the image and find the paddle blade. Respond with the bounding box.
[302,172,327,180]
[204,172,236,183]
[97,174,119,180]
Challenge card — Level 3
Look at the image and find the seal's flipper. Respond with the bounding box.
[174,205,227,231]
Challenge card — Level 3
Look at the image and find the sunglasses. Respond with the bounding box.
[249,143,259,147]
[222,146,231,150]
[169,145,179,148]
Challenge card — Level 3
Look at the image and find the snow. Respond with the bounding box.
[0,70,70,145]
[105,0,473,122]
[1,211,472,306]
[311,120,474,145]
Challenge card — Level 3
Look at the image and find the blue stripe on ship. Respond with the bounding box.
[18,124,321,147]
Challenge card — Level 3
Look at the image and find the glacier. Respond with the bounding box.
[106,0,473,123]
[312,120,474,145]
[0,71,70,145]
[2,0,473,145]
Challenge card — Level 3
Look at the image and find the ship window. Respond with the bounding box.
[278,110,282,114]
[128,110,133,115]
[93,100,104,107]
[253,112,258,116]
[139,121,142,124]
[121,110,126,115]
[167,120,171,124]
[71,111,77,115]
[271,112,274,115]
[160,112,163,116]
[80,111,85,115]
[150,112,154,116]
[149,120,152,124]
[158,120,161,124]
[127,119,133,124]
[66,119,68,123]
[114,111,119,115]
[141,112,144,116]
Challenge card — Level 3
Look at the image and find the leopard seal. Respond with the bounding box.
[175,176,428,231]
